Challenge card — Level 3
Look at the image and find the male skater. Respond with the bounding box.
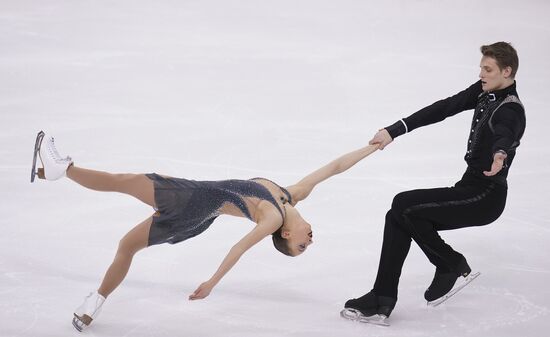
[342,42,526,325]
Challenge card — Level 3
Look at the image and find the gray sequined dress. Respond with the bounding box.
[145,173,291,246]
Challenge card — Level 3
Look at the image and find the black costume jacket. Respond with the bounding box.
[385,80,526,183]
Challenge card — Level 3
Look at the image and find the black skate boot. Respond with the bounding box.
[340,291,396,326]
[425,256,480,306]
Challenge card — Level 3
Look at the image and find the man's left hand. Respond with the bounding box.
[483,151,507,176]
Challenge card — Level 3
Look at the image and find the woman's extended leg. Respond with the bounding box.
[66,166,156,208]
[97,215,153,298]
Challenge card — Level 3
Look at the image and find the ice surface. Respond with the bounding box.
[1,1,550,336]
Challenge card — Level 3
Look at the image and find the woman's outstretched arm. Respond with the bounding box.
[188,210,282,300]
[286,143,379,205]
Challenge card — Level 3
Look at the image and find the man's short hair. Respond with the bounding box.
[480,42,519,78]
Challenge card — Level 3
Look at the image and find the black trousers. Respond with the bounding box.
[372,168,507,299]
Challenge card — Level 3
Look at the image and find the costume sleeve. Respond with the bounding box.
[490,103,526,154]
[385,81,482,139]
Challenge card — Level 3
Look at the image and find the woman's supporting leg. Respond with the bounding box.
[66,166,156,208]
[97,216,153,298]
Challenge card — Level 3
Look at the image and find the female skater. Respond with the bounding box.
[31,131,379,331]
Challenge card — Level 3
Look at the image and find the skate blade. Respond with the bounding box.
[427,271,481,307]
[340,308,389,326]
[72,314,92,332]
[30,131,45,183]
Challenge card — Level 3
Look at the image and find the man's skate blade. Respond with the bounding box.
[30,131,45,183]
[427,271,481,307]
[340,308,389,326]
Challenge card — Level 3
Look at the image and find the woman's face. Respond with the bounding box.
[282,207,313,256]
[479,55,512,92]
[288,222,313,256]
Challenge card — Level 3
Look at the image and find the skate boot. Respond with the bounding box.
[340,290,396,326]
[72,291,106,332]
[34,132,73,181]
[425,256,480,306]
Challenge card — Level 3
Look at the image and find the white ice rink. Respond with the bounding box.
[1,1,550,336]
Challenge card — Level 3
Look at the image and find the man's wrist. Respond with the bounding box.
[494,149,508,157]
[494,150,508,169]
[385,119,408,139]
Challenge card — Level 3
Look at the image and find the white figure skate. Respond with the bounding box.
[30,131,73,182]
[72,291,106,332]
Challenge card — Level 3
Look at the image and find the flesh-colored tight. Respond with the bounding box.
[66,166,156,298]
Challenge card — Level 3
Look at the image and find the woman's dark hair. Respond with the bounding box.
[272,226,293,257]
[480,42,519,78]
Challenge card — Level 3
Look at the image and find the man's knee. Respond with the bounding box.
[385,209,399,225]
[391,190,419,216]
[391,191,415,217]
[389,192,429,235]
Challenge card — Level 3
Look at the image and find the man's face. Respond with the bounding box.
[479,55,512,92]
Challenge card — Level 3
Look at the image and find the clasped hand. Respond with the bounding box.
[369,129,393,150]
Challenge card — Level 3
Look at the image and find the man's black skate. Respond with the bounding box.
[340,291,396,326]
[30,131,45,183]
[425,257,480,306]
